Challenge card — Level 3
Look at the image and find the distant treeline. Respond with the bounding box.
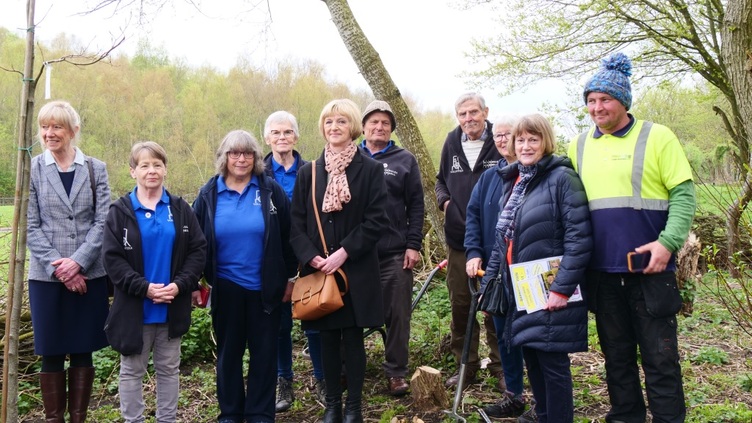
[0,29,457,199]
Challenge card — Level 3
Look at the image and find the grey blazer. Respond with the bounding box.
[27,151,111,282]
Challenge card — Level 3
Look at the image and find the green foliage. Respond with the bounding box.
[691,346,730,366]
[687,401,752,423]
[181,307,216,364]
[739,374,752,393]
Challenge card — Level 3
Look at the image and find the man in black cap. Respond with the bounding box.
[360,100,424,396]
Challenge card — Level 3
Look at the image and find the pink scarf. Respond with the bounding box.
[322,142,357,212]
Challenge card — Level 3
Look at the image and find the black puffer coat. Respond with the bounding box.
[483,154,592,353]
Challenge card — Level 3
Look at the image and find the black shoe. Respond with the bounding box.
[482,391,525,418]
[314,378,327,404]
[275,377,294,412]
[517,406,538,423]
[320,397,342,423]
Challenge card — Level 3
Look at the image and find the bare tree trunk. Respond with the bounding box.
[1,1,36,421]
[321,0,446,254]
[721,0,752,276]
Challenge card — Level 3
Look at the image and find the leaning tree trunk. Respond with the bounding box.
[1,0,36,421]
[721,0,752,277]
[321,0,446,255]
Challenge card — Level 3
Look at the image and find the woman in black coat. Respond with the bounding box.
[482,114,592,423]
[290,99,389,423]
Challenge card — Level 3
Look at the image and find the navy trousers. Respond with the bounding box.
[213,278,280,423]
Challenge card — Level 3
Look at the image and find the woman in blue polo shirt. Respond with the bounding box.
[192,130,297,423]
[103,141,206,422]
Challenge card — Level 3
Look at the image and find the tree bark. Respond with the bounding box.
[410,366,450,411]
[1,0,36,421]
[321,0,446,253]
[721,0,752,276]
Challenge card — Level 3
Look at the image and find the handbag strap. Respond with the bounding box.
[311,160,329,257]
[86,158,96,213]
[311,161,349,294]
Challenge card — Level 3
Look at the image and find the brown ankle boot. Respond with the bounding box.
[68,367,94,423]
[40,372,66,423]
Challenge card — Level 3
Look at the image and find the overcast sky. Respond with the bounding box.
[1,0,567,117]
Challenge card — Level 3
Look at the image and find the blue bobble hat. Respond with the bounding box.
[583,53,633,110]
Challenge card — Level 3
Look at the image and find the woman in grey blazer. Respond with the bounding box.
[27,100,111,423]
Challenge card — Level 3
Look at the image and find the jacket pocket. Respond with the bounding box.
[641,273,682,318]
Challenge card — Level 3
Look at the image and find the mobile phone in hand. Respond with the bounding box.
[627,251,651,273]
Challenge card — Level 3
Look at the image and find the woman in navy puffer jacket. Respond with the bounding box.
[482,114,592,423]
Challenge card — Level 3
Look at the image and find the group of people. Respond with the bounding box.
[26,52,693,423]
[27,96,423,423]
[441,53,693,423]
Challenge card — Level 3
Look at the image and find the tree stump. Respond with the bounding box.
[676,232,701,316]
[410,366,450,411]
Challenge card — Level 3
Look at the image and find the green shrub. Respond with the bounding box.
[688,401,752,423]
[181,307,216,363]
[691,346,730,365]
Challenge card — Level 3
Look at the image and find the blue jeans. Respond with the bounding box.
[277,302,324,381]
[492,314,524,396]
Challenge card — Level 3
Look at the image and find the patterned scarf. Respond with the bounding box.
[322,142,357,212]
[496,163,537,241]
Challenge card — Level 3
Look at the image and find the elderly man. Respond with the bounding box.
[359,100,424,396]
[568,53,695,423]
[435,92,503,389]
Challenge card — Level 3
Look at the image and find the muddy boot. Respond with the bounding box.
[68,367,94,423]
[40,372,66,423]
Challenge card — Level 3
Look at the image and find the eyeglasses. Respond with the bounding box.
[493,132,512,141]
[227,151,254,159]
[269,129,295,139]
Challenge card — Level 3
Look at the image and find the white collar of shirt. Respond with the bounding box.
[44,147,86,173]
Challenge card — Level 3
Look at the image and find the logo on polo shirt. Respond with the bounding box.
[167,205,173,222]
[254,189,262,206]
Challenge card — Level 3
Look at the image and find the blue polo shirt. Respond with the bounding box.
[271,156,299,200]
[360,140,394,157]
[215,175,264,291]
[130,188,175,324]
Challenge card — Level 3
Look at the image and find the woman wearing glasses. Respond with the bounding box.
[193,130,297,423]
[465,115,530,419]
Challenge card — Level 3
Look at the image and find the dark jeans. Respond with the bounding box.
[492,314,524,396]
[593,272,686,423]
[321,327,365,407]
[523,347,573,423]
[214,278,280,423]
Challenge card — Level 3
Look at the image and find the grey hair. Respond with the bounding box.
[492,115,519,129]
[263,111,300,139]
[454,92,487,112]
[215,130,266,177]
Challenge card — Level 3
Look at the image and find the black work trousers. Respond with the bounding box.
[592,271,685,423]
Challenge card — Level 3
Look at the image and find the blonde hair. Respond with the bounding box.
[37,100,81,143]
[318,99,363,141]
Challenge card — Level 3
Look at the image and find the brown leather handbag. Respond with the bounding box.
[291,160,349,320]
